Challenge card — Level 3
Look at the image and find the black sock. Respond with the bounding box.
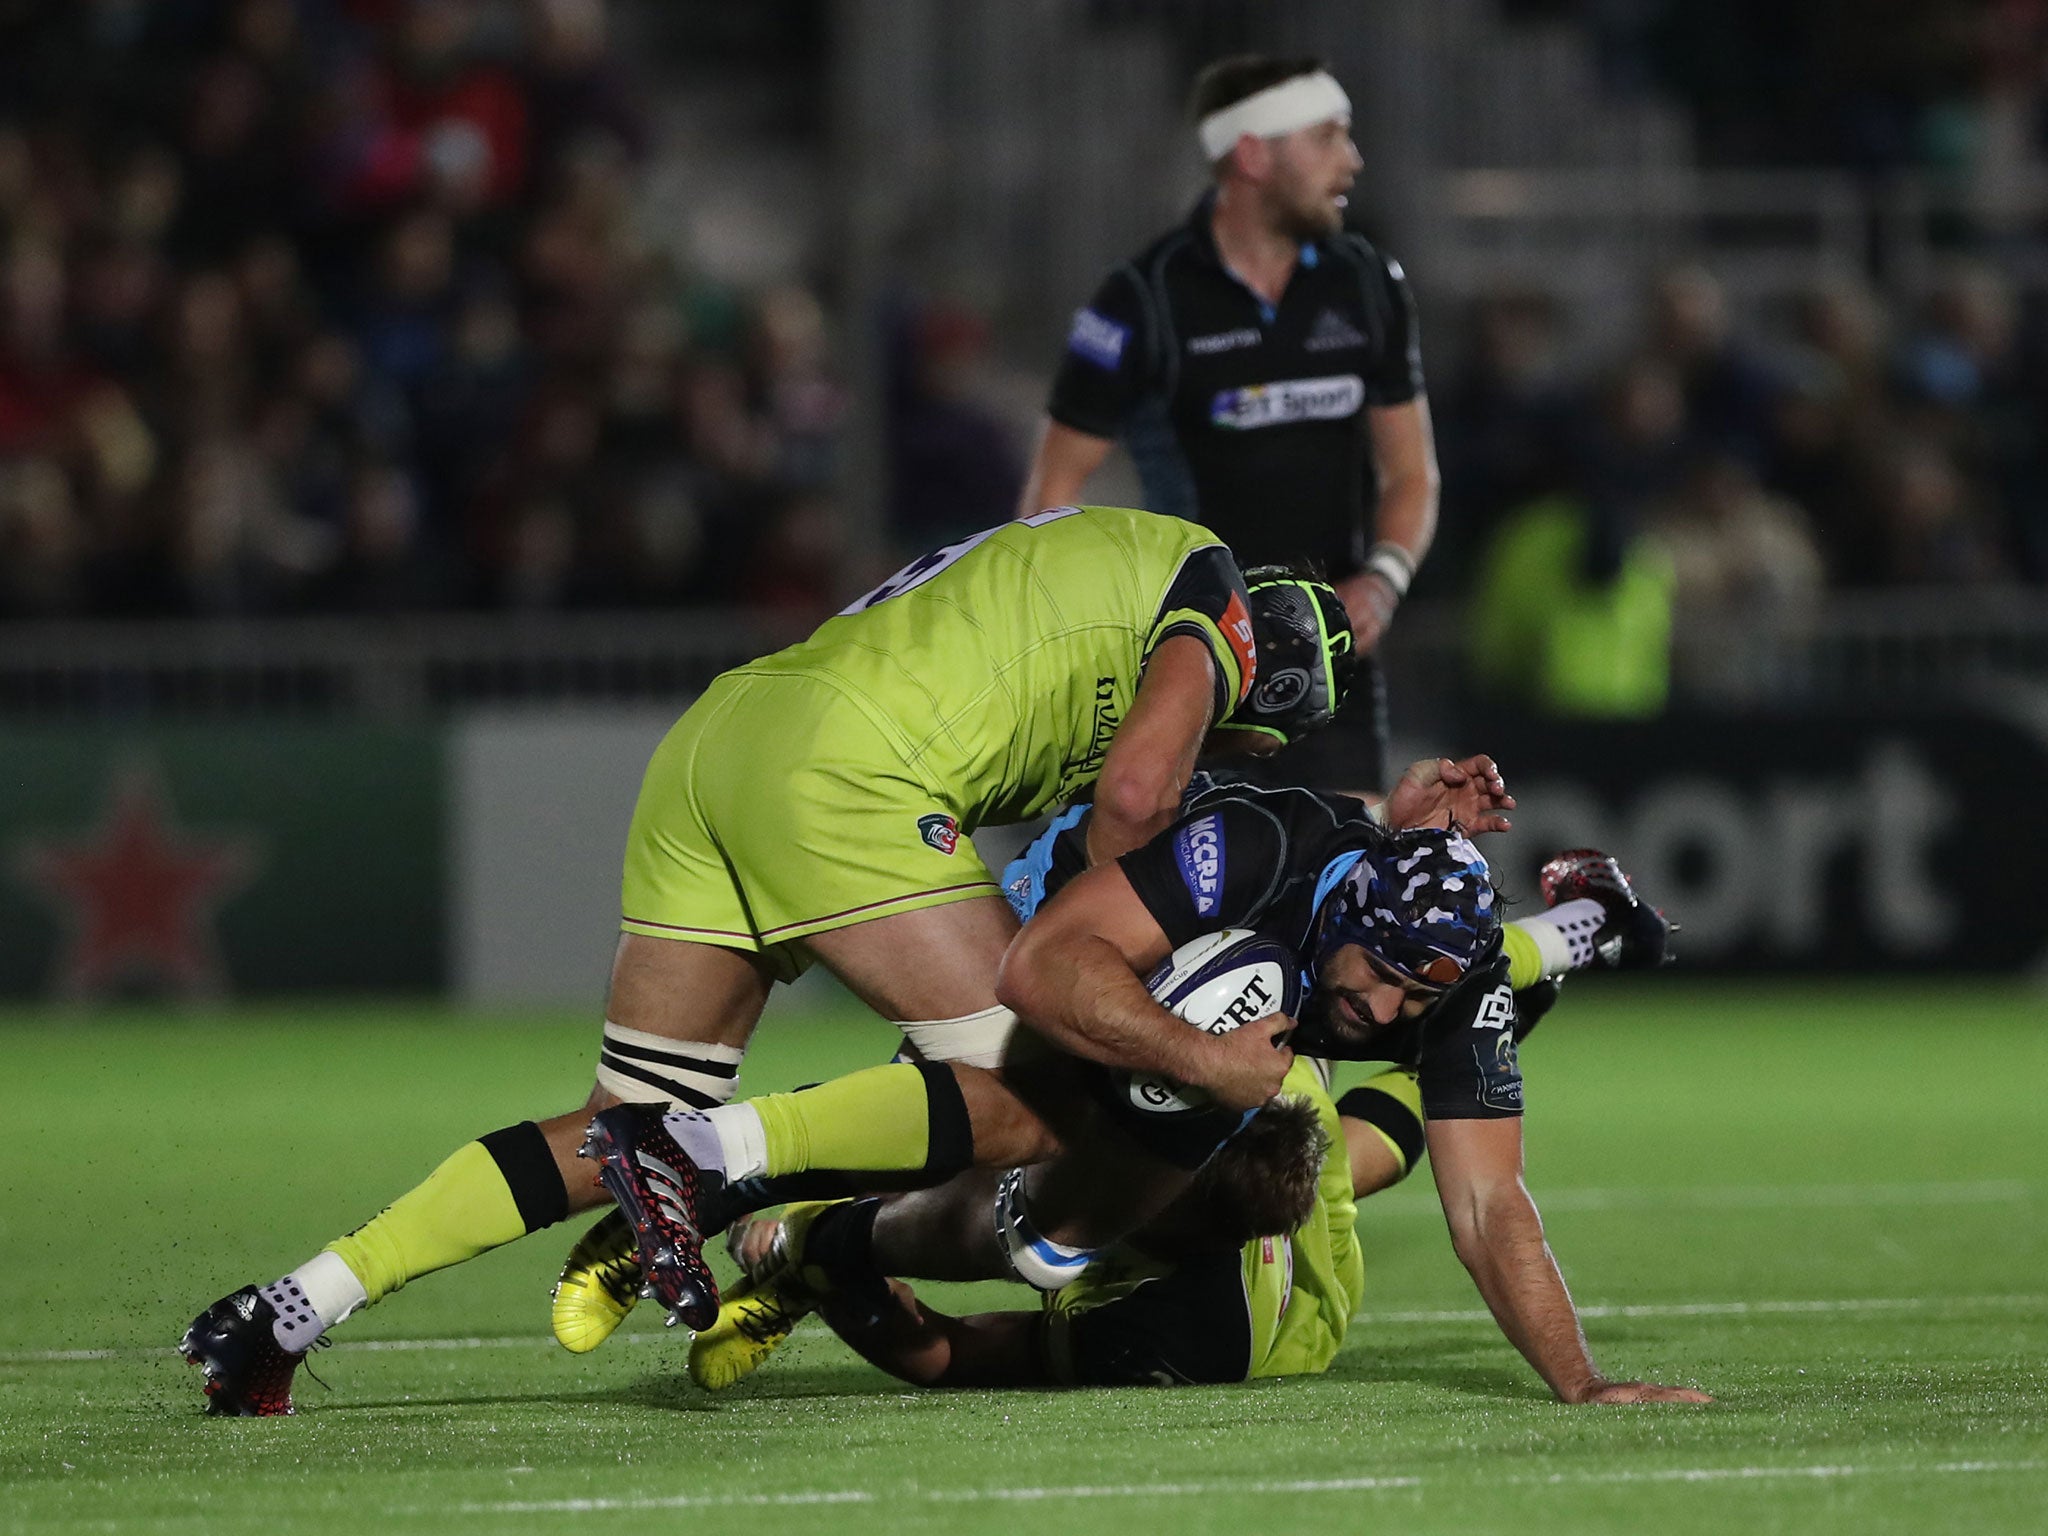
[802,1197,890,1322]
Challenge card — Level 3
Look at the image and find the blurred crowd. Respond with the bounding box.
[0,0,865,621]
[1436,261,2048,608]
[1440,261,2047,714]
[4,0,2045,635]
[1528,0,2048,181]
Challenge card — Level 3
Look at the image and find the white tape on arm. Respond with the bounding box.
[1366,540,1417,601]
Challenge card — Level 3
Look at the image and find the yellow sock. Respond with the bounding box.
[324,1141,530,1306]
[1336,1068,1425,1180]
[750,1061,971,1180]
[1503,921,1545,990]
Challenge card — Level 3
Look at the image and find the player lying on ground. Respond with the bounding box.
[544,765,1508,1350]
[582,777,1705,1402]
[543,760,1573,1353]
[184,506,1497,1415]
[704,877,1701,1400]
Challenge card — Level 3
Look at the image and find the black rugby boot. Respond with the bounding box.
[579,1105,724,1331]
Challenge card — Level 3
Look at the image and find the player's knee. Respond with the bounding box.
[893,1004,1017,1069]
[993,1168,1097,1291]
[1336,1069,1426,1193]
[591,1020,745,1110]
[950,1062,1061,1168]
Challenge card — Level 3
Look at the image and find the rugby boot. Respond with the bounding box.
[579,1105,723,1332]
[1538,849,1676,970]
[550,1208,642,1353]
[687,1205,833,1390]
[180,1286,308,1417]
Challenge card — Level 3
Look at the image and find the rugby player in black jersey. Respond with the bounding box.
[1020,55,1439,791]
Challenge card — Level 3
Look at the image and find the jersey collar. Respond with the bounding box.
[1189,191,1324,323]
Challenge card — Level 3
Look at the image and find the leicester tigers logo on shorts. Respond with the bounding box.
[917,813,960,855]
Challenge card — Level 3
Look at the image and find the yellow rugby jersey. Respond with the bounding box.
[1249,1058,1363,1379]
[738,507,1256,830]
[1042,1057,1363,1386]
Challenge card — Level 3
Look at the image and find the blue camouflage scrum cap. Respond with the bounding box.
[1316,826,1501,988]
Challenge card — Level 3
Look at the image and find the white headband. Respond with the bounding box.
[1198,71,1352,161]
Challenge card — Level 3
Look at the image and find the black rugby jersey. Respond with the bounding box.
[1103,782,1522,1120]
[1047,194,1424,577]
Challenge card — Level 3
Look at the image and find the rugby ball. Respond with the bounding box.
[1125,928,1300,1114]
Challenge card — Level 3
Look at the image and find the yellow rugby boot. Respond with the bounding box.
[550,1209,642,1353]
[686,1203,836,1390]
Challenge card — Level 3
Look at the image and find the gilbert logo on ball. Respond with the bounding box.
[917,814,960,855]
[1128,929,1297,1114]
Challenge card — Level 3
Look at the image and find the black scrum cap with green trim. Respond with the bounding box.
[1217,567,1355,745]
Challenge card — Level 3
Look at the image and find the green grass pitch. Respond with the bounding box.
[3,982,2044,1534]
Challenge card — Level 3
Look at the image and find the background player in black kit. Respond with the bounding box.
[1017,55,1440,792]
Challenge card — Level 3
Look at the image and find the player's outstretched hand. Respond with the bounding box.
[1198,1013,1296,1113]
[1385,755,1515,836]
[1574,1380,1715,1405]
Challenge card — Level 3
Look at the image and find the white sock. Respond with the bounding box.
[260,1251,368,1354]
[1512,898,1609,974]
[661,1102,768,1183]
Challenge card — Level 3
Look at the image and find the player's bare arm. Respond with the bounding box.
[1086,634,1220,865]
[1339,399,1440,650]
[1426,1116,1712,1405]
[997,861,1294,1112]
[1017,418,1114,518]
[820,1280,1046,1390]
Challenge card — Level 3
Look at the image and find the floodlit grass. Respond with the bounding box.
[2,982,2045,1533]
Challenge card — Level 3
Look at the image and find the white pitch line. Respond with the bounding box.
[1365,1179,2034,1218]
[458,1459,2048,1515]
[1353,1293,2048,1326]
[5,1293,2043,1366]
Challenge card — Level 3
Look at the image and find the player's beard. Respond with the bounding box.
[1298,985,1379,1052]
[1268,183,1343,243]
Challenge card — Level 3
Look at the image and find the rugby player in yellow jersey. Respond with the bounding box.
[724,1056,1385,1390]
[766,1054,1699,1397]
[183,505,1504,1415]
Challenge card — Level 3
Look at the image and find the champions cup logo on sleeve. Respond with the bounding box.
[1479,1030,1523,1112]
[1067,308,1129,371]
[917,814,961,855]
[1173,814,1225,916]
[1210,374,1364,430]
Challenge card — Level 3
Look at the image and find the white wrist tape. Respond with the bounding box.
[1198,71,1352,161]
[1366,541,1416,601]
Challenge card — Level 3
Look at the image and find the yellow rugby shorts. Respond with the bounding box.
[619,670,1000,971]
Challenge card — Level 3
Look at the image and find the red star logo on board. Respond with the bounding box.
[15,765,260,1000]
